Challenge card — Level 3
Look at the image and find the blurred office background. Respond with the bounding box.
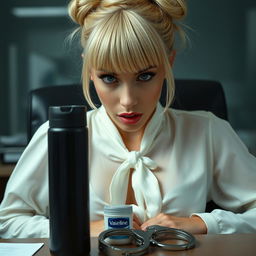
[0,0,256,160]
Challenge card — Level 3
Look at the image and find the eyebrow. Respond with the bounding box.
[98,65,157,75]
[136,65,157,74]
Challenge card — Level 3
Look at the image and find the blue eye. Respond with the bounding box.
[138,72,155,81]
[99,75,117,84]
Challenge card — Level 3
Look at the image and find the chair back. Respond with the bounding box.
[27,79,228,141]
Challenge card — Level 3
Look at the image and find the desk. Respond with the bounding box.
[1,234,256,256]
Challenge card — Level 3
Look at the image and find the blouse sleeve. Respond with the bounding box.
[194,114,256,234]
[0,122,49,238]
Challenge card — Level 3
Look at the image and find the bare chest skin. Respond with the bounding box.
[121,133,142,152]
[123,131,142,205]
[125,168,137,205]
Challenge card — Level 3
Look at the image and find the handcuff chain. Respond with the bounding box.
[98,225,196,255]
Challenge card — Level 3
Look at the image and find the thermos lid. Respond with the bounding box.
[49,105,87,128]
[104,205,133,215]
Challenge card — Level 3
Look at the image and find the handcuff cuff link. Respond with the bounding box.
[98,225,196,255]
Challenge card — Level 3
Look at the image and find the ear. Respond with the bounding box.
[169,50,176,67]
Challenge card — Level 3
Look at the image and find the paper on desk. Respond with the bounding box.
[0,243,44,256]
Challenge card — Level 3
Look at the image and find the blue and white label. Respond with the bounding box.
[108,217,130,228]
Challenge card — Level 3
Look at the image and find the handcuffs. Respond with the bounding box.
[98,225,196,255]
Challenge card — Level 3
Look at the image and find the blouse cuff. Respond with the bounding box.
[190,213,219,234]
[40,219,50,238]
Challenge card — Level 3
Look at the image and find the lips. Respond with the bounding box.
[117,112,143,125]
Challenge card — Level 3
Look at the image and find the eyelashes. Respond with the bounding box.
[98,74,117,84]
[98,72,156,85]
[138,72,156,81]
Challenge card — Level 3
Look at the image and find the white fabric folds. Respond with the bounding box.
[1,105,256,237]
[97,103,165,221]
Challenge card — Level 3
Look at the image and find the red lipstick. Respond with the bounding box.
[117,112,143,124]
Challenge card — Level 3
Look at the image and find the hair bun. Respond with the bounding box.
[68,0,186,26]
[68,0,101,26]
[153,0,187,20]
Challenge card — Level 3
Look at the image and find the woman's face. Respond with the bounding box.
[90,65,165,140]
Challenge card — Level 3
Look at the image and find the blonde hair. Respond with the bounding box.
[68,0,187,110]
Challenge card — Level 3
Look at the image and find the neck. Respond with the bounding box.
[119,130,144,151]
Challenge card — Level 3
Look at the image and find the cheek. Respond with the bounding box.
[91,74,116,108]
[94,86,116,109]
[154,84,163,100]
[145,82,163,103]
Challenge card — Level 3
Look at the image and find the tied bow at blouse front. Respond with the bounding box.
[96,104,165,222]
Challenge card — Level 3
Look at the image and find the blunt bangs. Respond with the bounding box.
[85,9,166,74]
[82,8,174,110]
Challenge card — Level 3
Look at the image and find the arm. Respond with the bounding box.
[0,122,49,238]
[193,114,256,233]
[142,114,256,234]
[141,214,207,234]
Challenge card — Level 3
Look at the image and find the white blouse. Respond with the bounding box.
[0,104,256,238]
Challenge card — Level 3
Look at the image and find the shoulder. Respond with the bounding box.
[168,108,217,120]
[86,108,97,120]
[166,109,247,152]
[7,121,49,188]
[29,121,49,144]
[164,108,232,139]
[86,108,99,128]
[166,108,224,127]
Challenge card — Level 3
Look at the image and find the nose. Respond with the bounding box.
[119,84,138,109]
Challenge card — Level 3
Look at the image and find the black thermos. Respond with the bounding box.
[48,105,90,256]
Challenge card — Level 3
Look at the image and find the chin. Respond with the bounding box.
[119,123,145,133]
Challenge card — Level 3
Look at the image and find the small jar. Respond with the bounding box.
[104,205,133,245]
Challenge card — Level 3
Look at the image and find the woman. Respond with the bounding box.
[0,0,256,238]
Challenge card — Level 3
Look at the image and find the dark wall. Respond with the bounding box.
[0,1,81,137]
[0,0,255,152]
[174,0,256,132]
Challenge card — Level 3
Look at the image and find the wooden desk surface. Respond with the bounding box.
[1,234,256,256]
